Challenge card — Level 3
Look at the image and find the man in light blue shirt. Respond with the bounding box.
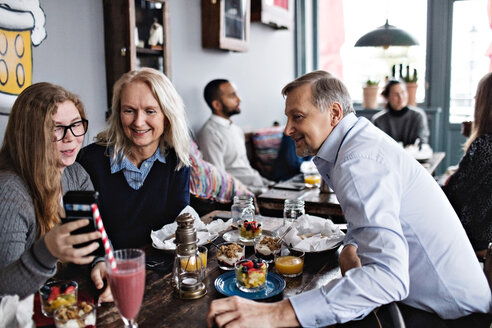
[207,71,492,328]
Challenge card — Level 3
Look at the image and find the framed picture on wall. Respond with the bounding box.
[251,0,293,30]
[202,0,250,52]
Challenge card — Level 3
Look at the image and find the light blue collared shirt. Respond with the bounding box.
[289,113,492,327]
[110,147,166,190]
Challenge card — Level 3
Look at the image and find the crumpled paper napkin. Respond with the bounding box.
[0,294,35,328]
[151,206,232,250]
[284,214,345,252]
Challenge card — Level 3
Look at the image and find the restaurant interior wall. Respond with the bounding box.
[169,1,295,134]
[0,0,108,146]
[0,0,295,145]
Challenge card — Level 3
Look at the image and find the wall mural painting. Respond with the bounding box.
[0,0,46,114]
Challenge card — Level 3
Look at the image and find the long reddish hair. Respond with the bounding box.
[0,83,87,235]
[464,72,492,151]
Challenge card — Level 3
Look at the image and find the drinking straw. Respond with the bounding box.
[91,204,117,271]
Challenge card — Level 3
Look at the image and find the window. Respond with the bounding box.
[449,0,490,123]
[317,0,427,105]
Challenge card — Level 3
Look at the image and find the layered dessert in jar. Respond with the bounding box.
[235,259,268,292]
[216,242,245,270]
[39,280,78,317]
[254,235,281,263]
[54,302,96,328]
[238,220,262,242]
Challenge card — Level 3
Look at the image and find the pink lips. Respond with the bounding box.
[60,148,75,156]
[293,136,304,144]
[131,128,150,137]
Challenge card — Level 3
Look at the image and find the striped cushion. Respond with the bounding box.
[189,141,253,203]
[251,126,284,180]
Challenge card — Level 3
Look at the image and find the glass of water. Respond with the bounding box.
[283,199,305,226]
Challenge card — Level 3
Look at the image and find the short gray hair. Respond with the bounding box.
[282,70,355,115]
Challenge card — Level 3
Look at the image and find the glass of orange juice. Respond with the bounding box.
[304,173,321,188]
[274,248,305,278]
[180,246,207,272]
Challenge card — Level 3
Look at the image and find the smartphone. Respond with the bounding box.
[61,190,105,258]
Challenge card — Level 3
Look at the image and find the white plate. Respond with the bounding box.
[222,230,276,246]
[290,240,343,253]
[152,231,218,252]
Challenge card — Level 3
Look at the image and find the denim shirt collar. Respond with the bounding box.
[110,146,166,174]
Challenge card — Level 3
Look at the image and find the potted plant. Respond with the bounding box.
[403,66,418,106]
[362,79,380,109]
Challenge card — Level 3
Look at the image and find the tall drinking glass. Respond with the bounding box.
[106,249,146,328]
[283,199,305,226]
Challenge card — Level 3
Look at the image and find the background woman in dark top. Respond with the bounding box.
[77,68,190,251]
[372,79,429,146]
[443,72,492,259]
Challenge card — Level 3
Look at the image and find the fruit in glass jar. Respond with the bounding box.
[235,259,267,291]
[238,220,262,239]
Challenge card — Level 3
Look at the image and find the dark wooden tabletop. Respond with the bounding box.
[420,151,445,176]
[52,212,342,328]
[257,152,445,221]
[257,187,344,221]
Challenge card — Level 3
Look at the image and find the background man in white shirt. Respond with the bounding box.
[206,71,492,328]
[196,79,272,194]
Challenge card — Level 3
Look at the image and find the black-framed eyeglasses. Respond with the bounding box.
[54,119,88,141]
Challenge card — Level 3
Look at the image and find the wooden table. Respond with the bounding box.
[52,212,342,328]
[257,188,343,221]
[257,152,446,221]
[420,151,445,176]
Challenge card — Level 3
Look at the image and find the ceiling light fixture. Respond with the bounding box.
[354,19,419,49]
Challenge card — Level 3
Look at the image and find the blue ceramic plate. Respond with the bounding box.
[214,271,286,300]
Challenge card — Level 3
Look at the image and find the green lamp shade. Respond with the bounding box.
[354,20,419,48]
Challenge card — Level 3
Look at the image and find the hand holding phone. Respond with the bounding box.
[61,191,105,258]
[44,219,101,264]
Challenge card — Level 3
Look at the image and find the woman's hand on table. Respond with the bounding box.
[207,297,299,328]
[44,219,101,264]
[91,261,113,303]
[339,244,361,276]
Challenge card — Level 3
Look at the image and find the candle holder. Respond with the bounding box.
[172,213,207,299]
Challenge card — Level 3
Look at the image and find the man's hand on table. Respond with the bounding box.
[207,297,300,328]
[90,261,113,303]
[339,244,361,276]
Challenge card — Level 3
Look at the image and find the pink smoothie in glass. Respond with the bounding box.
[108,261,145,320]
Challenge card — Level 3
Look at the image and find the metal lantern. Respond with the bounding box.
[172,213,207,299]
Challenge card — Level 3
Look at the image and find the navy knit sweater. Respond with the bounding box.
[77,143,190,249]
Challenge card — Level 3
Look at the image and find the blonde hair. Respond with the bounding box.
[282,70,355,115]
[96,68,190,169]
[0,82,87,235]
[464,72,492,151]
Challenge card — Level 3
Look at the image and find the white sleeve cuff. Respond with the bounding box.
[289,285,337,327]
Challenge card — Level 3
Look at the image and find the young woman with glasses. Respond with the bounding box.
[0,82,111,301]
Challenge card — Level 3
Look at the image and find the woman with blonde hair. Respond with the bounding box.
[443,72,492,259]
[0,82,105,299]
[77,67,190,250]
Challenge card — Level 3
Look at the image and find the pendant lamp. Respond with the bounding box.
[354,19,419,49]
